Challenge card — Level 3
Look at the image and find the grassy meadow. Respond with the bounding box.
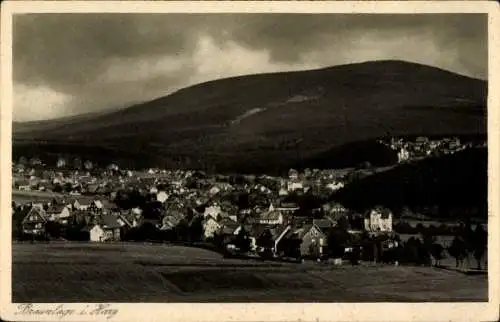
[12,243,487,302]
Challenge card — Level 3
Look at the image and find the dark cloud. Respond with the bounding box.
[224,14,487,75]
[14,14,201,91]
[12,13,487,121]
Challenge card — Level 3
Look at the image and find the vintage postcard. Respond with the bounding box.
[1,1,499,321]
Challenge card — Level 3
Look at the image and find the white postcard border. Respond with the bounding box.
[1,2,498,322]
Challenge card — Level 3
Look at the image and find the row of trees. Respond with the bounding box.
[393,221,463,236]
[16,156,94,170]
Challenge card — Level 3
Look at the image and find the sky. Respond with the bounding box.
[13,13,487,122]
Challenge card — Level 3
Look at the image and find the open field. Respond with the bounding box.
[12,190,66,204]
[11,190,97,204]
[12,243,487,302]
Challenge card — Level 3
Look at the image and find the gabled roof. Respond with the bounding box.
[285,223,326,240]
[46,204,68,214]
[250,224,289,241]
[313,218,335,231]
[117,213,134,228]
[367,206,392,219]
[23,206,48,222]
[258,210,282,222]
[16,179,30,186]
[72,197,92,206]
[284,225,311,240]
[163,213,181,225]
[86,183,99,191]
[166,210,184,221]
[92,200,104,209]
[99,214,122,229]
[102,199,118,210]
[219,217,239,228]
[276,201,299,209]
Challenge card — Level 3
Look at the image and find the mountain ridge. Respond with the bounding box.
[13,60,487,173]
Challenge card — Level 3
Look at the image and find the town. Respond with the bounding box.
[11,136,487,270]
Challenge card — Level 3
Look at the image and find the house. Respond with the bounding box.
[397,147,410,163]
[16,178,32,191]
[209,186,221,196]
[85,183,99,195]
[160,209,184,230]
[270,202,299,216]
[160,215,180,231]
[56,157,66,168]
[203,204,222,220]
[202,216,221,240]
[322,202,348,216]
[281,224,327,259]
[219,200,238,216]
[150,186,159,194]
[131,207,143,216]
[326,181,344,191]
[89,214,122,242]
[88,199,117,214]
[71,210,93,226]
[71,198,91,211]
[29,157,43,166]
[83,160,93,170]
[156,191,169,203]
[22,206,48,235]
[107,163,120,171]
[278,187,289,196]
[287,181,303,192]
[256,209,284,225]
[364,206,393,233]
[288,169,299,180]
[45,204,71,223]
[18,184,32,191]
[89,200,105,214]
[217,217,239,236]
[102,199,119,212]
[448,137,461,150]
[116,212,138,228]
[249,224,291,257]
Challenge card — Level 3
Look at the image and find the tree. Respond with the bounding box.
[188,216,204,242]
[257,229,275,252]
[73,157,83,170]
[174,219,190,242]
[448,236,468,269]
[143,201,164,220]
[45,221,62,239]
[140,222,158,241]
[327,227,350,259]
[416,239,431,266]
[404,237,421,265]
[63,182,73,193]
[84,160,94,170]
[18,156,28,165]
[472,225,487,270]
[234,228,251,253]
[52,184,63,193]
[428,243,445,267]
[336,216,350,230]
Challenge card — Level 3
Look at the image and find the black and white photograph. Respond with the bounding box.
[1,1,499,321]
